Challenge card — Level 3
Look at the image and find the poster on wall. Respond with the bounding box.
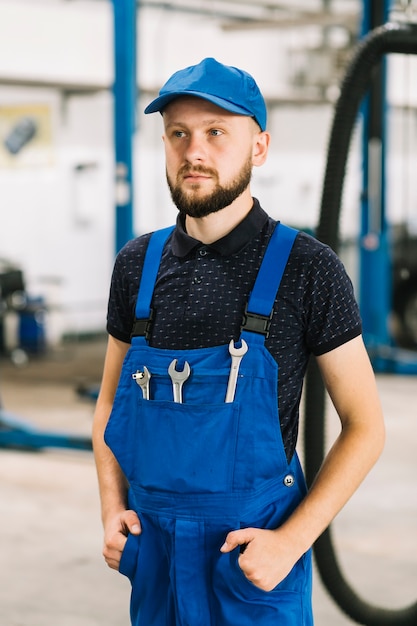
[0,103,54,168]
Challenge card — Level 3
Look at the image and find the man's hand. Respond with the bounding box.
[103,510,141,571]
[220,527,298,592]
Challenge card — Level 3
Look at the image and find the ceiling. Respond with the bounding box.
[141,0,360,30]
[138,0,417,32]
[2,0,416,100]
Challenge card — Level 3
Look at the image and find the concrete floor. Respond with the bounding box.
[0,337,416,625]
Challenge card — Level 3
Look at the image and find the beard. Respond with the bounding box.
[167,156,253,219]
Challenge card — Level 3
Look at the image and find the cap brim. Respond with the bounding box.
[144,91,253,118]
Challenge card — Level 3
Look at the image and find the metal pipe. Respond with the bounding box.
[113,0,137,253]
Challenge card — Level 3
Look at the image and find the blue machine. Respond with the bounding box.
[360,0,417,374]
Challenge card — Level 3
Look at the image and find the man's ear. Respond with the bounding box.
[252,131,270,167]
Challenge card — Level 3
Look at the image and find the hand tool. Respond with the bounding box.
[168,360,191,403]
[132,366,151,400]
[225,339,248,403]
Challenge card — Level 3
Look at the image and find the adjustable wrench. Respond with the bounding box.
[168,359,191,403]
[132,366,151,400]
[225,339,248,403]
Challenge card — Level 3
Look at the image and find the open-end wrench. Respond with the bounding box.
[168,359,191,403]
[225,339,248,403]
[132,366,151,400]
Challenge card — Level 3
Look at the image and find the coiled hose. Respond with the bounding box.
[303,22,417,626]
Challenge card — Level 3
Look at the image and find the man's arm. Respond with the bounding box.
[221,335,385,590]
[92,335,141,571]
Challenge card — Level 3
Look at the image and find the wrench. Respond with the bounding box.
[132,366,151,400]
[225,339,248,403]
[168,359,191,403]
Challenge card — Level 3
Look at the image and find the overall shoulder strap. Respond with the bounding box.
[131,225,175,342]
[241,222,298,343]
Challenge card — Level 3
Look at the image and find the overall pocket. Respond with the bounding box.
[132,398,240,494]
[119,532,140,581]
[213,549,308,625]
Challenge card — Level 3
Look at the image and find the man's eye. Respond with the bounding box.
[210,129,222,136]
[173,130,186,138]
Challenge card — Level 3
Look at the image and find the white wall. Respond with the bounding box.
[0,0,112,87]
[0,84,115,342]
[0,0,415,343]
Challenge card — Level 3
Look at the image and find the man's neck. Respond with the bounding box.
[184,191,253,245]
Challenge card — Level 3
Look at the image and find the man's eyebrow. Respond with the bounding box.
[164,121,186,130]
[202,118,232,126]
[164,117,233,130]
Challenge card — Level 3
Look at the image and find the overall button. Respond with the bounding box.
[283,474,295,487]
[199,248,208,257]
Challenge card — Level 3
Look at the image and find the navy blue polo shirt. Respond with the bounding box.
[107,199,361,460]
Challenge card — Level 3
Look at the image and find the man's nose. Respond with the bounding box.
[184,134,207,163]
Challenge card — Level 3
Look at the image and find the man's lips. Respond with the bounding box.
[182,172,211,182]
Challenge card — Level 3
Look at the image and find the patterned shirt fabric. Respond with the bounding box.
[107,199,362,461]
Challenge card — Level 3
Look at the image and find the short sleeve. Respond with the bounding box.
[106,234,152,343]
[303,244,362,355]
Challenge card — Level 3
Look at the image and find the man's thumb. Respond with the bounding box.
[220,529,252,553]
[125,510,141,535]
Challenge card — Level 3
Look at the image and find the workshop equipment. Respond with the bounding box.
[225,339,248,403]
[132,366,151,400]
[168,359,191,403]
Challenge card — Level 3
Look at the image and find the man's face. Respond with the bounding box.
[162,97,263,218]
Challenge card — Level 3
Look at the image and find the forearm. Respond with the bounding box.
[92,401,129,526]
[92,335,131,525]
[93,397,142,571]
[278,416,385,558]
[92,336,141,570]
[281,338,385,557]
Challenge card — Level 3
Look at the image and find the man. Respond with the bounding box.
[93,57,385,625]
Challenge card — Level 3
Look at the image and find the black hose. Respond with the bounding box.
[304,22,417,626]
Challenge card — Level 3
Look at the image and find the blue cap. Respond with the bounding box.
[144,57,267,131]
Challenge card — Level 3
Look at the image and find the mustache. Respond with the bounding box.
[177,164,217,179]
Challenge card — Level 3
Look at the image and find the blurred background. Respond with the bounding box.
[0,0,416,351]
[0,1,416,625]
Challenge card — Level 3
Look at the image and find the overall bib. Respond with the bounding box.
[105,223,313,626]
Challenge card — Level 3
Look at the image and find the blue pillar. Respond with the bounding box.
[359,0,391,349]
[113,0,137,253]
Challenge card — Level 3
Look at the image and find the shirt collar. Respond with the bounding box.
[171,198,269,258]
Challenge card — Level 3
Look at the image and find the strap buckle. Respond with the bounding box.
[241,304,272,338]
[131,309,154,341]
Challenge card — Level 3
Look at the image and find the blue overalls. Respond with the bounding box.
[104,223,313,626]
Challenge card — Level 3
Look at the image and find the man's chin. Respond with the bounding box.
[177,191,213,210]
[182,184,213,198]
